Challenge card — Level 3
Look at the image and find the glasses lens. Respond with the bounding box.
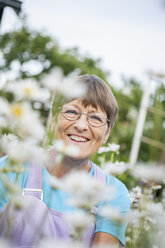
[88,113,106,127]
[62,106,80,120]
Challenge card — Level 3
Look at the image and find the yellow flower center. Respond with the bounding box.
[10,105,23,117]
[24,87,32,95]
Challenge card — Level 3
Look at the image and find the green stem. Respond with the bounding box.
[110,152,114,163]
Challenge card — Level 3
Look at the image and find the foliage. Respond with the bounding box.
[0,26,107,80]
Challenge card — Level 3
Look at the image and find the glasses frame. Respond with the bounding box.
[60,106,110,127]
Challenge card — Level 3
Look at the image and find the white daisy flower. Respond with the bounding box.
[152,184,162,190]
[64,210,94,237]
[132,163,165,183]
[0,116,7,128]
[102,161,128,175]
[62,171,114,210]
[52,140,80,157]
[6,78,45,101]
[129,186,142,205]
[6,102,45,141]
[42,67,64,92]
[98,143,120,154]
[1,135,47,164]
[42,67,85,99]
[99,206,125,222]
[49,176,63,190]
[0,98,10,115]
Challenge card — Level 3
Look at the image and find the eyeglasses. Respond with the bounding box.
[61,105,110,127]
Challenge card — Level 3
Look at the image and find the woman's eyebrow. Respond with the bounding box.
[71,104,102,114]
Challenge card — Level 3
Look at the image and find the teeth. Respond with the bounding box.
[69,135,88,142]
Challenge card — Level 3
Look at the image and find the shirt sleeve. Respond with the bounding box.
[95,174,130,247]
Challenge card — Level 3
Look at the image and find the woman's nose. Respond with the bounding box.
[74,113,88,131]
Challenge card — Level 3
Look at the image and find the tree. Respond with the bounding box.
[0,25,108,80]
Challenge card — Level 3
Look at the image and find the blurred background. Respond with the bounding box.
[0,0,165,168]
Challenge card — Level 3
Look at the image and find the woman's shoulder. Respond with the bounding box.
[93,162,130,210]
[92,162,129,194]
[106,173,129,195]
[106,173,130,211]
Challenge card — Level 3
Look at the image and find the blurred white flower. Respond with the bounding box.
[61,77,85,99]
[133,164,165,183]
[42,67,64,92]
[1,135,47,164]
[1,177,21,199]
[0,98,10,115]
[1,133,18,143]
[128,107,137,120]
[145,202,164,216]
[38,239,84,248]
[65,210,94,237]
[129,186,142,205]
[0,238,12,248]
[5,102,45,141]
[125,236,131,244]
[49,175,63,190]
[6,79,46,101]
[99,206,125,222]
[102,161,128,175]
[152,184,162,190]
[128,209,140,224]
[98,146,110,154]
[98,143,120,154]
[53,140,80,157]
[146,216,156,225]
[0,116,7,128]
[49,139,80,164]
[10,196,31,210]
[42,67,85,99]
[62,171,114,210]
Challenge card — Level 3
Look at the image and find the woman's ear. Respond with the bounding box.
[102,126,112,144]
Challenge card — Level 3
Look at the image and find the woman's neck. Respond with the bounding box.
[46,149,91,178]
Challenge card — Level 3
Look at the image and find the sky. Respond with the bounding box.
[1,0,165,88]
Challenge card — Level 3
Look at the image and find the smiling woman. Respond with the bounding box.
[55,99,111,161]
[0,74,130,248]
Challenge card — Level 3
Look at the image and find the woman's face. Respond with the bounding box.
[55,99,110,160]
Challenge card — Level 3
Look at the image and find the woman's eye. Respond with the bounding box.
[66,110,78,115]
[90,115,102,122]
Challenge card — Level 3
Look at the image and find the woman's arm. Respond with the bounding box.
[92,232,120,247]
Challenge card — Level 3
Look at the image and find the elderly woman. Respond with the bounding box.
[0,75,130,247]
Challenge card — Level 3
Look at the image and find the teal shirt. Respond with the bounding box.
[0,156,130,246]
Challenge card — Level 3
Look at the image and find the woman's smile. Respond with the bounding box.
[67,134,90,143]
